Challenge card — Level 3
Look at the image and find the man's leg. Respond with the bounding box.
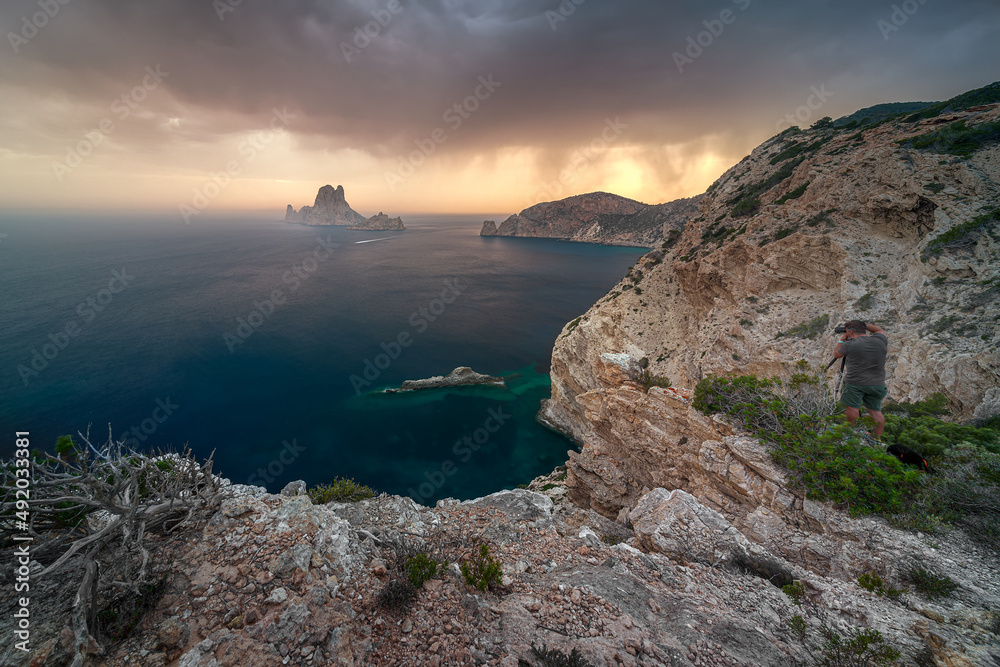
[867,409,885,439]
[844,406,860,424]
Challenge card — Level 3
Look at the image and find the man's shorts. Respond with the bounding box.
[840,382,888,411]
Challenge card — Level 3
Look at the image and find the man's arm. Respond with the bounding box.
[833,332,849,358]
[866,322,885,334]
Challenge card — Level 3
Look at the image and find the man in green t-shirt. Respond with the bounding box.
[833,320,889,439]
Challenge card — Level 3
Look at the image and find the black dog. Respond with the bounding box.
[886,444,932,472]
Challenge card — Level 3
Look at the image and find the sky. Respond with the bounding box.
[1,0,998,216]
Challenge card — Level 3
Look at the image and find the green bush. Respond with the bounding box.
[901,119,1000,157]
[853,293,874,311]
[732,197,761,218]
[782,581,805,606]
[922,207,999,260]
[775,182,809,205]
[907,568,957,599]
[818,626,900,666]
[695,373,1000,536]
[405,553,441,589]
[461,543,504,591]
[857,572,904,598]
[307,477,376,504]
[637,369,671,391]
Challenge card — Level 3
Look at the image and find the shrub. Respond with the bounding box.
[97,577,168,643]
[694,375,919,516]
[788,614,808,638]
[901,119,1000,157]
[818,626,901,666]
[922,207,1000,260]
[461,543,504,591]
[853,293,874,311]
[377,579,417,611]
[882,392,949,418]
[637,369,671,391]
[805,209,835,227]
[732,197,761,218]
[531,643,595,667]
[405,553,441,589]
[783,581,805,606]
[308,477,376,504]
[907,568,958,599]
[775,182,810,205]
[777,314,829,340]
[857,572,904,598]
[924,182,945,194]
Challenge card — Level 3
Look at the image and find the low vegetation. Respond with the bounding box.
[461,542,504,591]
[775,182,809,204]
[776,314,829,340]
[693,375,1000,547]
[857,572,904,598]
[901,118,1000,157]
[922,207,1000,260]
[531,643,595,667]
[308,477,377,504]
[907,567,958,599]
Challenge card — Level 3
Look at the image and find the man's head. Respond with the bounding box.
[845,320,867,337]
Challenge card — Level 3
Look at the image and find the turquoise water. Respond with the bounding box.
[0,211,647,503]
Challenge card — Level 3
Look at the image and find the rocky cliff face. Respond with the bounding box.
[480,192,702,247]
[531,95,1000,665]
[286,184,367,226]
[346,212,406,231]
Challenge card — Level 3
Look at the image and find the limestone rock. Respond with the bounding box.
[280,480,307,497]
[347,212,405,231]
[285,184,366,226]
[392,366,504,391]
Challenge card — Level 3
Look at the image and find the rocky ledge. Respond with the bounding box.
[13,473,997,667]
[347,213,406,231]
[387,366,504,392]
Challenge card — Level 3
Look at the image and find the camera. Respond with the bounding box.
[834,326,847,334]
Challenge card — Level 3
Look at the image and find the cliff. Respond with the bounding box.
[285,184,367,226]
[346,212,406,231]
[481,192,702,247]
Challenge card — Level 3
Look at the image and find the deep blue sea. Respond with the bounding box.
[0,211,646,503]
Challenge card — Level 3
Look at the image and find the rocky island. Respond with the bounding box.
[347,212,406,231]
[285,184,366,226]
[481,192,702,247]
[386,366,504,392]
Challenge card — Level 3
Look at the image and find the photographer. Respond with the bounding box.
[833,320,888,440]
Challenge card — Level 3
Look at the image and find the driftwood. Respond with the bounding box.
[1,426,224,665]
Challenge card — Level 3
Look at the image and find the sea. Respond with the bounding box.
[0,211,647,504]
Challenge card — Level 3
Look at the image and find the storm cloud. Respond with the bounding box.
[1,0,998,212]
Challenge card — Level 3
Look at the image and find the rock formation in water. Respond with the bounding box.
[285,184,367,226]
[480,192,702,247]
[388,366,504,392]
[347,212,406,231]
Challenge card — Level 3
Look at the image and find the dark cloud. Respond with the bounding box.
[2,0,999,191]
